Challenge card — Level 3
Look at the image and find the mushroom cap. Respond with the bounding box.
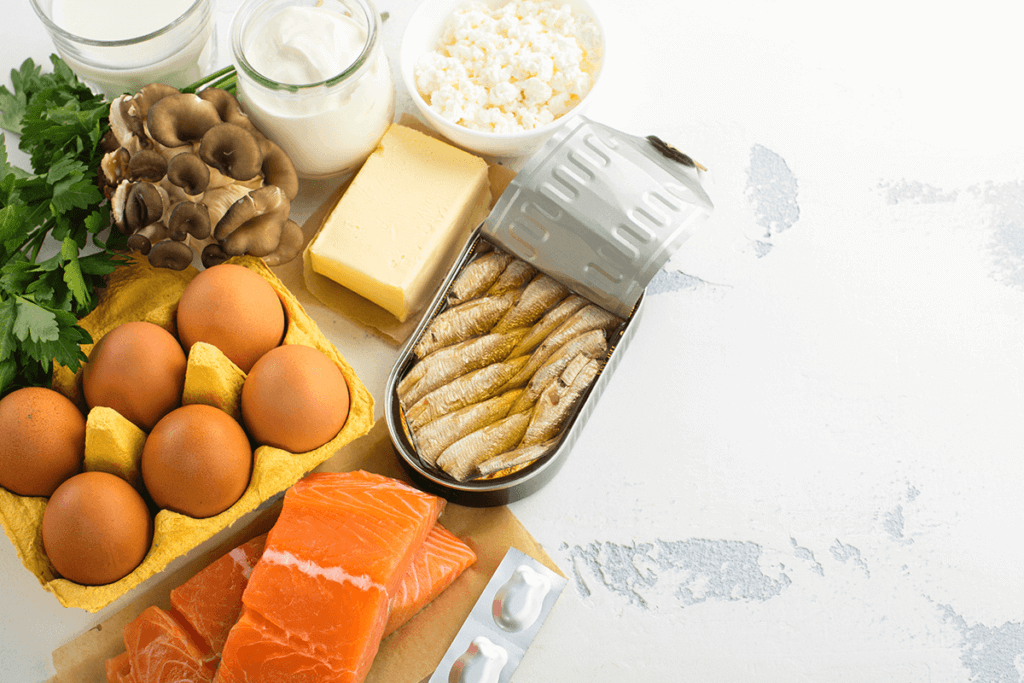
[128,149,168,182]
[214,186,292,258]
[130,83,180,121]
[166,153,210,196]
[258,138,299,202]
[263,219,304,266]
[147,94,222,148]
[148,240,194,270]
[168,201,212,241]
[125,182,165,234]
[214,185,290,244]
[198,123,263,181]
[198,88,261,137]
[201,242,229,269]
[127,222,172,255]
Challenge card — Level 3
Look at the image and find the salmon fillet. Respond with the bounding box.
[105,651,133,683]
[123,605,214,683]
[170,534,267,663]
[384,523,477,637]
[214,471,445,683]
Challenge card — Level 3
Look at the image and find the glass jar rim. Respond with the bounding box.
[29,0,207,48]
[231,0,381,92]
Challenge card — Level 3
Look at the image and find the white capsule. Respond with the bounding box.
[491,564,551,632]
[448,636,508,683]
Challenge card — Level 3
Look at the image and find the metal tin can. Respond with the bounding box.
[385,116,713,506]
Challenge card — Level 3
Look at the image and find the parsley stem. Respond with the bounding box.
[181,65,237,94]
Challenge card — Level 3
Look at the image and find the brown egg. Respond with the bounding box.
[176,264,286,373]
[82,321,187,431]
[241,344,350,453]
[0,387,85,497]
[142,404,252,518]
[42,471,152,585]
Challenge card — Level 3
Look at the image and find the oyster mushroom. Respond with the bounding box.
[215,185,291,257]
[258,138,299,201]
[148,239,195,270]
[168,201,211,241]
[127,222,172,255]
[166,153,210,196]
[128,149,168,182]
[199,123,263,181]
[124,182,164,234]
[99,147,131,194]
[198,88,262,138]
[201,242,230,268]
[203,183,254,227]
[147,93,222,148]
[263,220,304,267]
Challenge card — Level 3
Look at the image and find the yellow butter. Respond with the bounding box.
[308,124,491,322]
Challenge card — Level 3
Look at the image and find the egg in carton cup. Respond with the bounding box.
[0,254,374,613]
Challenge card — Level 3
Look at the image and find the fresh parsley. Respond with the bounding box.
[0,57,239,397]
[0,56,125,397]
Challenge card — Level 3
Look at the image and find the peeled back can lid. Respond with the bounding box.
[482,115,714,319]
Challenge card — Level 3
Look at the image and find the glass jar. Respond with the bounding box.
[231,0,396,179]
[29,0,217,99]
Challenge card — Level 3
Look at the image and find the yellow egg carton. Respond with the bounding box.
[0,254,374,613]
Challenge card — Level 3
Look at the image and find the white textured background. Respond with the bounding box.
[2,0,1023,681]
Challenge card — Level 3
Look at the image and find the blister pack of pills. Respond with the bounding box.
[429,547,567,683]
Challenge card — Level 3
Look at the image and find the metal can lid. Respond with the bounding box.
[482,115,714,318]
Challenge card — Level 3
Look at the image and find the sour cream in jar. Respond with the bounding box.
[231,0,395,178]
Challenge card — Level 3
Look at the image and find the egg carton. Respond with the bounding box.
[0,255,374,612]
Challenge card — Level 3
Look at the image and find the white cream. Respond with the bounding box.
[42,0,215,98]
[235,2,394,178]
[51,0,194,41]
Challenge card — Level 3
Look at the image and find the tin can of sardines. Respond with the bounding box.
[385,115,714,506]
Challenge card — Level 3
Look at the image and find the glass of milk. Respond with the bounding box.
[29,0,217,99]
[230,0,396,178]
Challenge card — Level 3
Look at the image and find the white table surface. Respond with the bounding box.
[4,1,1024,681]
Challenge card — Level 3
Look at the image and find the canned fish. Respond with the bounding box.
[385,116,712,507]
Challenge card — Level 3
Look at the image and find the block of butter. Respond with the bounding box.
[308,124,491,322]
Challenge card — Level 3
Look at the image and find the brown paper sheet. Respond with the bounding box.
[300,115,517,346]
[49,419,560,683]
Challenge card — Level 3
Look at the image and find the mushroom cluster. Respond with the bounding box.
[98,84,303,270]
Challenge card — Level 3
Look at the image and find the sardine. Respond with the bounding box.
[413,291,517,358]
[508,294,588,358]
[509,338,605,414]
[399,329,528,406]
[485,259,536,296]
[405,355,530,429]
[520,357,601,447]
[493,274,569,333]
[437,412,531,481]
[473,439,557,479]
[504,305,622,388]
[411,389,524,465]
[447,250,513,305]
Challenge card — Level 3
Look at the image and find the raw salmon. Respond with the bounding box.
[214,471,444,683]
[105,651,133,683]
[170,534,267,663]
[384,523,477,637]
[123,605,214,683]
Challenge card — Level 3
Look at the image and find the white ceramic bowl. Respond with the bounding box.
[400,0,605,158]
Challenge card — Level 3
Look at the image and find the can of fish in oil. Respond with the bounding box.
[385,115,714,507]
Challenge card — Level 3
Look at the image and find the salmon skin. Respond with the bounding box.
[215,471,445,683]
[122,606,215,683]
[385,523,477,637]
[170,534,267,664]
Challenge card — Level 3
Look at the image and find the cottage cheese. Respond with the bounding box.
[414,0,602,133]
